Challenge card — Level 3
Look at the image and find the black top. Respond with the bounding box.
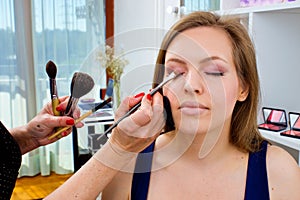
[0,121,22,200]
[131,140,270,200]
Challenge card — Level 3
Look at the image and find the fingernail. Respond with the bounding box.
[56,106,63,111]
[66,119,75,125]
[146,94,152,101]
[134,92,145,98]
[61,131,68,137]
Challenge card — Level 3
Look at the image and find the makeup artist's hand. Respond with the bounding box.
[109,92,166,153]
[9,96,84,154]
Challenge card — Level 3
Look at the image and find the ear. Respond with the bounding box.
[237,84,249,102]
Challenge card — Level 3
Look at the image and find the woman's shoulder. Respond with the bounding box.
[266,143,300,198]
[266,143,299,169]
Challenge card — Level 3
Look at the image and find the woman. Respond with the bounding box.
[100,11,300,199]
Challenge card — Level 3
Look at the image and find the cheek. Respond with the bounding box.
[163,86,180,121]
[208,79,239,118]
[163,87,179,108]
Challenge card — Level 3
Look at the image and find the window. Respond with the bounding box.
[183,0,220,12]
[32,0,106,109]
[0,0,106,176]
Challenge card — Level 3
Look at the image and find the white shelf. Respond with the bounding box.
[260,129,300,165]
[216,1,300,16]
[83,108,114,126]
[260,129,300,150]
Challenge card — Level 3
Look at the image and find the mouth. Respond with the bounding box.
[179,101,209,115]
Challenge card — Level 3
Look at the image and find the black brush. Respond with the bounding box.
[64,72,95,117]
[97,72,182,140]
[46,60,61,116]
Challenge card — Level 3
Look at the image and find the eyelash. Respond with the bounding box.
[205,72,224,76]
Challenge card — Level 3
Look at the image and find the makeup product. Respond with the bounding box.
[106,78,114,98]
[97,72,182,140]
[48,97,112,139]
[280,112,300,139]
[46,60,61,116]
[64,72,95,117]
[258,107,288,132]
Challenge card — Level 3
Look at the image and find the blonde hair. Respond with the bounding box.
[153,11,263,152]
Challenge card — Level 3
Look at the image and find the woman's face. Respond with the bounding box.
[163,27,247,136]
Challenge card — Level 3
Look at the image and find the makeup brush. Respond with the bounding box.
[97,72,182,140]
[64,72,95,117]
[48,97,112,140]
[46,60,61,116]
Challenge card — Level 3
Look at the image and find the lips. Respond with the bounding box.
[179,101,208,115]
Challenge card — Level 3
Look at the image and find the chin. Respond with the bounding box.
[175,117,209,135]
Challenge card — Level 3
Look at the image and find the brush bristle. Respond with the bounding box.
[70,72,95,98]
[46,60,57,79]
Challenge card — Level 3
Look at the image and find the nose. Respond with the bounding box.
[183,68,204,95]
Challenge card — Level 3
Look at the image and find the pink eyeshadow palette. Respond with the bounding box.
[258,107,287,132]
[281,112,300,139]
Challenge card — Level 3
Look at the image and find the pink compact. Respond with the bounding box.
[258,107,287,132]
[280,112,300,139]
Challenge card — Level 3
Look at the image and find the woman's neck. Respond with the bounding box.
[155,120,238,167]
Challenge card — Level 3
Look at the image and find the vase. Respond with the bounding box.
[113,80,121,109]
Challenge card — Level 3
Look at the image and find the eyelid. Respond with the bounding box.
[203,62,227,72]
[165,64,185,75]
[165,68,185,77]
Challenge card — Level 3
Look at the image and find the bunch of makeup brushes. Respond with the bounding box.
[45,60,182,141]
[45,60,112,139]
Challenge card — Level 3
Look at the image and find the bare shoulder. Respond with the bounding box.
[101,171,133,200]
[266,144,300,199]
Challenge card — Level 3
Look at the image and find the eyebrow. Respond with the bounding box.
[165,58,186,65]
[199,56,228,64]
[166,56,228,65]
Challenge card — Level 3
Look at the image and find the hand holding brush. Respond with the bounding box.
[98,72,182,140]
[48,72,95,139]
[48,97,112,140]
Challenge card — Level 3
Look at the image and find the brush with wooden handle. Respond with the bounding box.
[48,97,112,139]
[48,72,95,139]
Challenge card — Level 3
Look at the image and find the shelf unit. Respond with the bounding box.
[216,0,300,164]
[72,108,114,172]
[218,0,300,15]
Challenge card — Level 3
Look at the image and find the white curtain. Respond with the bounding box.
[0,0,105,177]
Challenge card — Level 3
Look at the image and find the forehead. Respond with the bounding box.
[166,27,233,63]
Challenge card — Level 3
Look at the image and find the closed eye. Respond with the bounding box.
[205,72,224,76]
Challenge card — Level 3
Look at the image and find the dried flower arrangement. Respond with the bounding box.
[96,45,128,107]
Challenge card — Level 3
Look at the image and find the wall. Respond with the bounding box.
[114,0,180,98]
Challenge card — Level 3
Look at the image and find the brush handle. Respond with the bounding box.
[64,97,79,117]
[101,101,141,137]
[52,97,61,116]
[48,98,112,140]
[50,96,77,139]
[48,110,93,140]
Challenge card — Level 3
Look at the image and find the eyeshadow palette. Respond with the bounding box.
[258,107,287,132]
[280,112,300,139]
